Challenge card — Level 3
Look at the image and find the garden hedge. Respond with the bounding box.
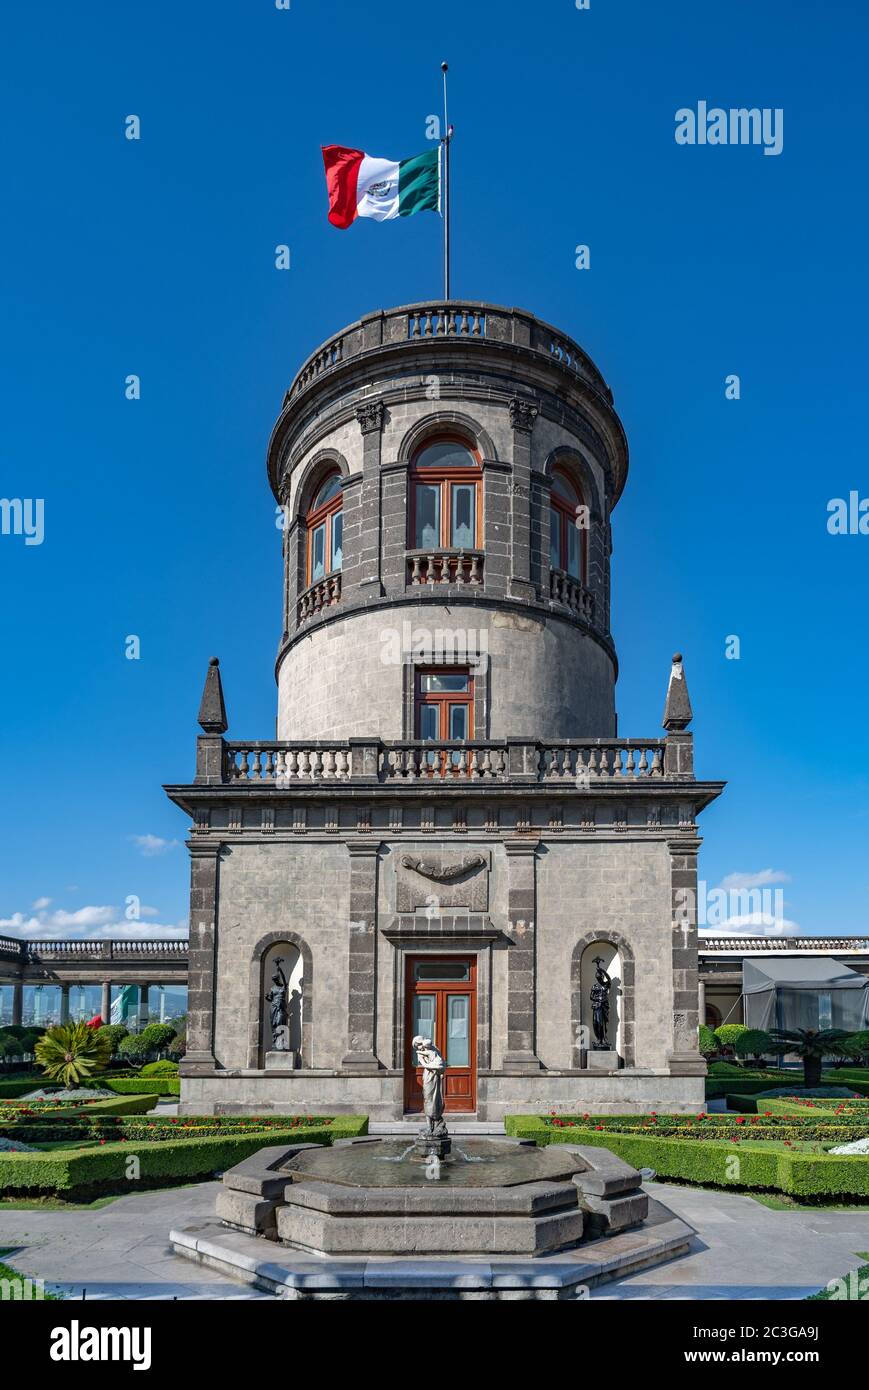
[727,1094,869,1117]
[99,1077,180,1097]
[0,1115,368,1197]
[505,1117,869,1199]
[0,1077,52,1100]
[0,1095,158,1132]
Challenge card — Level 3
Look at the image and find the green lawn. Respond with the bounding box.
[0,1248,61,1298]
[807,1253,869,1300]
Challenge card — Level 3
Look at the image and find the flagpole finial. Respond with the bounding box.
[441,61,448,72]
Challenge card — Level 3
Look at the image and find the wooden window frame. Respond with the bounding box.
[549,465,586,582]
[414,667,475,741]
[409,436,483,551]
[305,472,343,586]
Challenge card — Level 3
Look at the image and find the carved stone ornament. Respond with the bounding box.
[401,853,486,882]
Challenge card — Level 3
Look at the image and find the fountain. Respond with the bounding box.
[170,1042,695,1298]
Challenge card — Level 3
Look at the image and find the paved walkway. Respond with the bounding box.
[1,1180,867,1301]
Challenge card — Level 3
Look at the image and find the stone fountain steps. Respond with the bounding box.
[170,1199,695,1301]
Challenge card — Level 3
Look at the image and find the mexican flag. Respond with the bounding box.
[321,145,440,229]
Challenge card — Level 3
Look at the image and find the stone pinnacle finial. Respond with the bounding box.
[662,651,693,731]
[197,656,228,734]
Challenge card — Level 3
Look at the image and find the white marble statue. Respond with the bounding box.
[412,1035,447,1134]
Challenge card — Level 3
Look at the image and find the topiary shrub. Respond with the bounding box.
[699,1025,718,1056]
[840,1032,869,1064]
[139,1024,177,1054]
[117,1034,150,1063]
[0,1036,23,1061]
[140,1060,179,1077]
[96,1024,129,1057]
[714,1024,750,1055]
[734,1028,773,1062]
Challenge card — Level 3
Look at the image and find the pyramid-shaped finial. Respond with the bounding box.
[662,652,693,731]
[197,657,228,734]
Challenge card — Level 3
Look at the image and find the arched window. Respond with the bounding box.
[410,438,481,553]
[306,471,343,586]
[549,467,584,581]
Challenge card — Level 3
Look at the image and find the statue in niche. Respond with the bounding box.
[266,957,290,1050]
[412,1035,449,1136]
[590,956,612,1049]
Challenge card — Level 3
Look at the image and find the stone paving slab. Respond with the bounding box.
[3,1175,869,1301]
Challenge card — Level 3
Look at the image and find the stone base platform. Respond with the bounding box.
[170,1199,694,1300]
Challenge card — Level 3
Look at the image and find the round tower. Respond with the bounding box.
[267,302,629,742]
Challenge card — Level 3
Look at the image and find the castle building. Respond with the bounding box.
[165,301,724,1120]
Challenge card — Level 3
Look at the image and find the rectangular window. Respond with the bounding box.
[418,704,439,741]
[448,704,468,739]
[419,673,470,694]
[446,995,470,1067]
[414,961,471,982]
[550,508,561,569]
[567,520,580,579]
[415,668,474,752]
[415,484,440,548]
[451,484,475,548]
[310,523,326,582]
[331,512,343,571]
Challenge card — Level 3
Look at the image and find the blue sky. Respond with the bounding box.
[0,0,867,943]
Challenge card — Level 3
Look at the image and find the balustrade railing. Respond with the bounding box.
[5,940,190,962]
[219,738,670,785]
[225,743,354,783]
[407,550,483,586]
[549,568,596,623]
[407,307,486,338]
[298,572,342,623]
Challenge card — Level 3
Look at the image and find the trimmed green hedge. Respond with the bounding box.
[0,1094,158,1131]
[99,1077,180,1096]
[0,1115,368,1197]
[505,1117,869,1199]
[727,1094,869,1117]
[0,1077,53,1100]
[706,1068,869,1100]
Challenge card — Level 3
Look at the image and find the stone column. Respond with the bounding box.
[11,982,23,1027]
[60,984,70,1024]
[698,977,706,1029]
[183,843,221,1073]
[667,837,705,1073]
[354,401,384,597]
[507,397,539,601]
[342,842,381,1072]
[503,840,543,1071]
[100,980,111,1025]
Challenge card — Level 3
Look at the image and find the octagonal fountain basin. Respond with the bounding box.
[171,1136,696,1299]
[283,1136,586,1189]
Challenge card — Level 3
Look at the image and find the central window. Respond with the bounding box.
[415,669,474,744]
[410,438,481,551]
[549,467,584,580]
[306,471,343,586]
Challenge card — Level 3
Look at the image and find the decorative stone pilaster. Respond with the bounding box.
[100,980,111,1025]
[666,837,705,1075]
[11,982,23,1027]
[181,843,221,1073]
[508,395,539,601]
[60,984,70,1024]
[342,842,382,1072]
[503,839,543,1071]
[354,400,384,597]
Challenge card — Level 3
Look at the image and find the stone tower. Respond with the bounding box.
[166,301,723,1120]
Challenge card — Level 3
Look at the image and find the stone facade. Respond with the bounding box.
[166,301,724,1120]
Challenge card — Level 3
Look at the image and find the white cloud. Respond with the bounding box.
[129,834,180,858]
[699,913,799,937]
[31,896,52,910]
[717,869,791,892]
[0,904,187,942]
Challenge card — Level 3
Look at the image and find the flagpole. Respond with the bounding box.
[441,61,451,301]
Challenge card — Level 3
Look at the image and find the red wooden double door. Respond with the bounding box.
[404,956,476,1114]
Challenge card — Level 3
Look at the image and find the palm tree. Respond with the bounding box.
[767,1028,852,1088]
[35,1021,113,1088]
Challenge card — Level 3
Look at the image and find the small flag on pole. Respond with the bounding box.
[321,144,440,229]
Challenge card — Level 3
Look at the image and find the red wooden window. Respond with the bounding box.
[415,668,474,743]
[306,472,343,586]
[549,466,585,581]
[409,438,482,551]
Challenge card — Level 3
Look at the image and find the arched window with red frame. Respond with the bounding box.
[549,467,585,581]
[410,437,482,553]
[306,471,343,586]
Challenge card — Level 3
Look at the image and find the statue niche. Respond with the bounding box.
[579,940,623,1070]
[261,942,303,1067]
